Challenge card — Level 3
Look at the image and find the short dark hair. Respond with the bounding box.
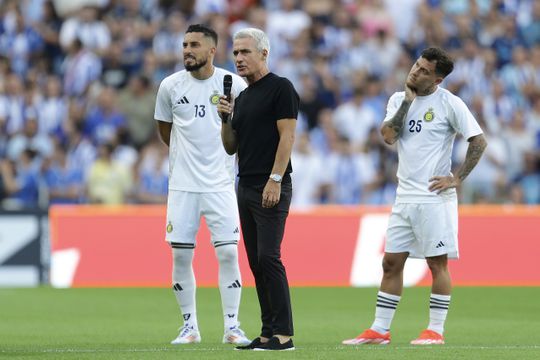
[421,47,454,78]
[186,24,218,46]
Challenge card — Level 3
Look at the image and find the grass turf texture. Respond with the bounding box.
[1,287,539,359]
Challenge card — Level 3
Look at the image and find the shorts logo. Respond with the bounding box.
[233,227,239,234]
[424,107,435,122]
[167,222,173,233]
[209,91,220,105]
[435,241,445,248]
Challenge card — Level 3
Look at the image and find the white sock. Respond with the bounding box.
[214,242,242,330]
[428,294,451,335]
[371,291,401,334]
[172,247,198,330]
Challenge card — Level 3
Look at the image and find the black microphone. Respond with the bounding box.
[222,75,232,123]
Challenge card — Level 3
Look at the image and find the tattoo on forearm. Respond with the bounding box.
[457,136,487,182]
[388,100,412,135]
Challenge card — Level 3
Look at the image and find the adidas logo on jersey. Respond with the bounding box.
[233,227,239,234]
[177,96,189,104]
[435,241,445,248]
[227,280,241,288]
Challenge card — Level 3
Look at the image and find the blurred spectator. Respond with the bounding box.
[152,11,185,71]
[132,139,168,204]
[0,73,28,135]
[43,142,84,204]
[83,86,127,145]
[491,15,525,68]
[37,75,67,136]
[481,79,515,134]
[290,132,324,208]
[510,152,540,204]
[101,40,131,89]
[333,86,377,150]
[117,75,156,149]
[455,118,508,203]
[59,6,111,55]
[520,0,540,48]
[0,149,42,209]
[0,6,43,76]
[320,135,377,205]
[63,120,96,179]
[32,0,63,73]
[6,118,54,161]
[62,38,102,98]
[298,72,326,130]
[502,110,536,180]
[86,143,132,204]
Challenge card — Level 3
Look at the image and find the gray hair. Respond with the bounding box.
[233,28,270,56]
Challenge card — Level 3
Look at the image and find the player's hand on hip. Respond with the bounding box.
[262,180,281,208]
[428,175,461,193]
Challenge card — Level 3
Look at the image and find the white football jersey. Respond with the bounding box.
[383,87,483,203]
[154,67,247,192]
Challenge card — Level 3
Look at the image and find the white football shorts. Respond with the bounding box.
[165,189,240,247]
[385,201,459,259]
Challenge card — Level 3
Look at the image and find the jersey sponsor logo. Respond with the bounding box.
[423,107,435,122]
[177,96,190,104]
[167,222,173,233]
[209,91,220,105]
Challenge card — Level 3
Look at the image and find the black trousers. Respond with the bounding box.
[237,181,294,337]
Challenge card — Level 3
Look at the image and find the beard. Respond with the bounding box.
[184,57,207,72]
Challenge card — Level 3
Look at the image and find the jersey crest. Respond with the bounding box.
[423,107,435,122]
[209,91,220,105]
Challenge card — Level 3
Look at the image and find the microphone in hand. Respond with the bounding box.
[221,74,232,123]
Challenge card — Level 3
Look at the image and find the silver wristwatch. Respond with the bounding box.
[269,173,282,183]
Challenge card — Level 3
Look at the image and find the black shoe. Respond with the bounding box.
[235,337,264,350]
[254,336,295,351]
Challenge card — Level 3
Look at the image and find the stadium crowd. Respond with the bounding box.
[0,0,539,209]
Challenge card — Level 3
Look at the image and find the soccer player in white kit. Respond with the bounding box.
[343,47,487,345]
[154,24,250,346]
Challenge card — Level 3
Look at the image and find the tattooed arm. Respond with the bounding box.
[428,134,488,193]
[381,86,416,145]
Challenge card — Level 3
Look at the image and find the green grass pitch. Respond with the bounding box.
[1,287,539,359]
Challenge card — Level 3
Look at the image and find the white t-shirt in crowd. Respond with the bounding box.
[383,86,483,203]
[154,67,247,192]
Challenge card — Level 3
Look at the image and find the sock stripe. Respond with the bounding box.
[376,304,398,310]
[430,298,450,305]
[171,242,195,249]
[377,296,399,305]
[430,305,449,310]
[214,241,238,248]
[377,298,399,307]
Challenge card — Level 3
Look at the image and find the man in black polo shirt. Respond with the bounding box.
[218,27,298,351]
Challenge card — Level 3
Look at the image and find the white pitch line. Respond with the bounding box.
[1,345,540,354]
